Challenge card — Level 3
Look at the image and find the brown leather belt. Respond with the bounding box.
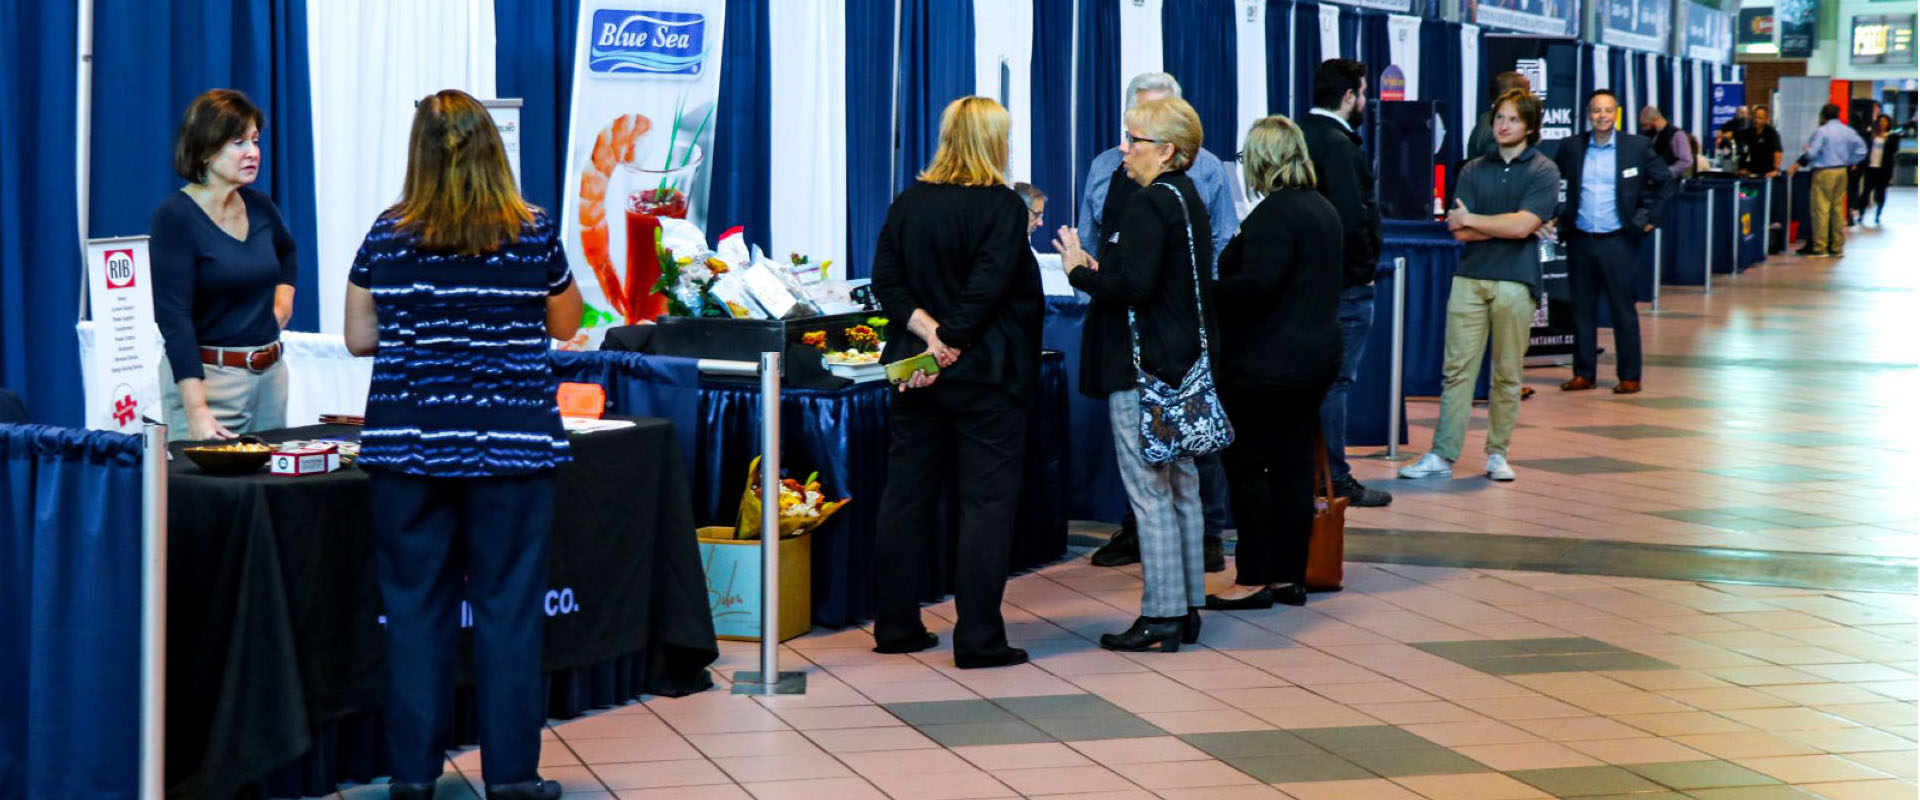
[199,342,282,372]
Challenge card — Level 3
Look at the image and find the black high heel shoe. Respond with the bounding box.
[1203,587,1274,611]
[1100,616,1186,652]
[1182,607,1202,645]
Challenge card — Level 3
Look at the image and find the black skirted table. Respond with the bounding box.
[163,418,717,800]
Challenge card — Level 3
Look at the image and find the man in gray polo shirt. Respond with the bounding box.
[1401,88,1560,483]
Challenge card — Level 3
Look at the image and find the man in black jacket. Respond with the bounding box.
[1300,59,1390,508]
[1554,89,1673,395]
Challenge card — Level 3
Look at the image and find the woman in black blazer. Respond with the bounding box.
[869,96,1043,670]
[1055,98,1215,652]
[1205,116,1345,610]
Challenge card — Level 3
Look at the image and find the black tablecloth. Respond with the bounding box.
[164,419,716,800]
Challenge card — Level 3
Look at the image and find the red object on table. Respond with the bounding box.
[623,188,689,324]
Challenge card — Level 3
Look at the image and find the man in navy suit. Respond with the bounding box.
[1553,89,1673,395]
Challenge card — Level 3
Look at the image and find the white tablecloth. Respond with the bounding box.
[78,323,371,428]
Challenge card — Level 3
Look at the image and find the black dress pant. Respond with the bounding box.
[1219,378,1331,588]
[873,380,1027,657]
[369,468,556,786]
[1569,232,1642,383]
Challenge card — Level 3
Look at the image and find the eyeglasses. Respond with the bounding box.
[1124,132,1165,147]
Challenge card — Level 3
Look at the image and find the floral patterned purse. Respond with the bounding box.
[1129,182,1234,465]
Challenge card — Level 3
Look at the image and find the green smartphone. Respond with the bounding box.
[884,352,942,385]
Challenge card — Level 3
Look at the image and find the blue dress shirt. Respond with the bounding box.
[1577,134,1621,234]
[1076,146,1239,275]
[1803,120,1869,169]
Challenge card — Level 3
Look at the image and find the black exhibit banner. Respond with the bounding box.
[1778,0,1819,58]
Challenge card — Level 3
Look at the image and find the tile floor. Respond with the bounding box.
[338,193,1918,799]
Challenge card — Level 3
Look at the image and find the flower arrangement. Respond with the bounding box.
[730,455,850,539]
[845,324,879,352]
[801,330,829,351]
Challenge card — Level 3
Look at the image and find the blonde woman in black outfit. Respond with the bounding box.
[869,96,1043,670]
[1206,116,1345,610]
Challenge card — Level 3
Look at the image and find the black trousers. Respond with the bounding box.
[1219,379,1330,588]
[1865,167,1894,217]
[873,380,1027,657]
[1569,232,1641,383]
[368,468,556,786]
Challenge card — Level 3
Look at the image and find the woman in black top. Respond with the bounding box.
[1205,116,1345,610]
[1864,115,1901,226]
[1055,98,1214,652]
[151,89,297,441]
[870,96,1042,670]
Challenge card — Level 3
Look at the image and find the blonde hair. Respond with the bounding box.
[1241,116,1317,199]
[390,89,534,254]
[1124,98,1203,172]
[920,96,1010,187]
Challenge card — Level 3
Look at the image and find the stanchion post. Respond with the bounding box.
[1651,227,1663,312]
[1703,190,1714,295]
[1387,257,1406,459]
[733,351,805,696]
[140,420,168,800]
[1763,177,1773,261]
[1730,182,1741,278]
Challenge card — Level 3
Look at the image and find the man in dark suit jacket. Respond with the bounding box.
[1299,58,1391,508]
[1554,89,1673,395]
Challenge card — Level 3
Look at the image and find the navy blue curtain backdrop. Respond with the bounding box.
[1359,11,1390,161]
[494,0,582,218]
[706,0,771,252]
[1031,0,1076,247]
[1163,0,1239,162]
[1290,2,1323,120]
[845,0,896,279]
[1679,58,1694,133]
[1577,43,1595,138]
[1266,1,1294,119]
[895,0,977,195]
[1074,0,1120,215]
[1,425,147,799]
[1420,20,1465,167]
[89,0,321,332]
[0,2,83,427]
[1339,8,1361,62]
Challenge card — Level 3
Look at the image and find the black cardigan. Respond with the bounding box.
[1068,171,1215,396]
[1213,188,1344,389]
[1299,112,1382,289]
[870,181,1043,398]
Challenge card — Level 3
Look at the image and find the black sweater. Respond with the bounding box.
[1213,188,1344,389]
[870,182,1043,398]
[150,187,298,381]
[1299,112,1382,288]
[1068,171,1215,396]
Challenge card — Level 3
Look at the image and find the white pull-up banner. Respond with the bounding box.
[83,236,160,433]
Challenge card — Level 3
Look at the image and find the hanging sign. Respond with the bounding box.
[559,1,729,344]
[1600,0,1671,53]
[1683,2,1735,63]
[83,236,162,433]
[1473,0,1579,37]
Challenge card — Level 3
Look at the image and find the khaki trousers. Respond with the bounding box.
[1432,276,1534,460]
[159,354,289,441]
[1809,167,1849,255]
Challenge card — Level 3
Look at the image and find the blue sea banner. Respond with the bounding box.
[1683,1,1734,63]
[1471,0,1580,37]
[1600,0,1670,53]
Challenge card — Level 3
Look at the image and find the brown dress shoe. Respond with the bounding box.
[1561,376,1596,391]
[1612,380,1643,394]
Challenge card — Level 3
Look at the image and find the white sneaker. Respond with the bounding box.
[1485,454,1517,482]
[1398,452,1454,479]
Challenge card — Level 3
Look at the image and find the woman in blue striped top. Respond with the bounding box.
[342,89,583,800]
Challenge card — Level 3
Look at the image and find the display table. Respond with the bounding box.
[689,351,1071,627]
[163,419,717,799]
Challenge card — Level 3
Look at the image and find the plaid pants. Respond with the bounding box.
[1108,389,1207,618]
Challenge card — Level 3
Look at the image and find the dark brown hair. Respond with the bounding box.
[389,89,533,255]
[1494,88,1544,146]
[172,89,265,183]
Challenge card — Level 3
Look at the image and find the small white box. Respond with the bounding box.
[270,444,341,476]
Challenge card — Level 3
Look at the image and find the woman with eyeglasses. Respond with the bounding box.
[1054,98,1214,652]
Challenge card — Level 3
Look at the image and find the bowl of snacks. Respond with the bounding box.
[182,437,273,475]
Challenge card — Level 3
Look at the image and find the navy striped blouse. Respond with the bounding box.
[348,211,575,477]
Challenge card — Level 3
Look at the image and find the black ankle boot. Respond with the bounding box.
[485,779,561,800]
[1100,616,1186,652]
[1182,608,1202,645]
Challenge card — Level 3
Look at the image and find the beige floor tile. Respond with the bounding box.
[1799,779,1920,800]
[1452,741,1604,770]
[1837,751,1920,780]
[990,765,1137,795]
[1134,708,1275,734]
[951,743,1094,771]
[571,736,707,764]
[1614,711,1755,737]
[614,785,755,800]
[1108,759,1260,789]
[738,777,888,800]
[1671,731,1829,759]
[1561,736,1711,764]
[1390,772,1552,799]
[1402,720,1544,747]
[839,747,978,776]
[1270,777,1426,799]
[1065,736,1211,764]
[1734,754,1898,783]
[862,769,1016,799]
[802,726,940,753]
[593,760,734,791]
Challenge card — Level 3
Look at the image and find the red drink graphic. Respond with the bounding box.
[623,188,687,324]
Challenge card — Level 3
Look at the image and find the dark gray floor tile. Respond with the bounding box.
[882,699,1014,726]
[1292,725,1434,754]
[1180,731,1323,759]
[1340,745,1488,777]
[1027,714,1165,741]
[1624,760,1782,790]
[1566,425,1704,439]
[1223,753,1374,783]
[1508,765,1668,796]
[993,694,1131,720]
[1551,652,1682,672]
[914,720,1053,747]
[1515,456,1667,475]
[1499,637,1617,655]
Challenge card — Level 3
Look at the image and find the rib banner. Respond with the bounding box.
[559,1,728,345]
